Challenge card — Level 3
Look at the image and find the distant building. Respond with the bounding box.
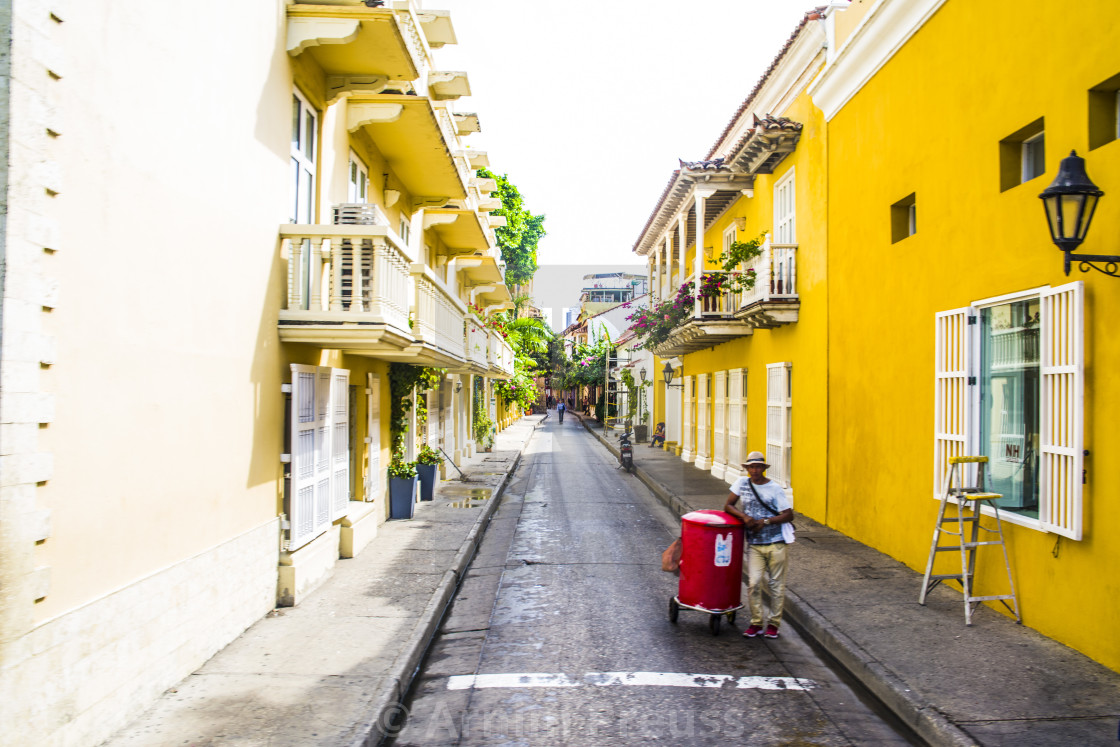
[578,272,648,318]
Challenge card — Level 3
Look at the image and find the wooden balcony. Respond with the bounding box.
[278,224,413,353]
[650,241,800,356]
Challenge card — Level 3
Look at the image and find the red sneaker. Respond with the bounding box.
[742,624,763,638]
[763,625,780,639]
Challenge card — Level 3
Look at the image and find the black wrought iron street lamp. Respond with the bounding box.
[1039,150,1110,276]
[662,362,683,388]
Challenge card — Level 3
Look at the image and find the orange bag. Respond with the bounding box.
[661,538,683,574]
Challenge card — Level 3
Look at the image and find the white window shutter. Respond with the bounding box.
[697,373,710,460]
[315,369,333,532]
[330,368,351,520]
[766,362,792,487]
[713,370,727,468]
[289,364,333,551]
[682,376,694,454]
[366,373,382,504]
[727,368,746,469]
[934,308,973,497]
[1039,282,1084,540]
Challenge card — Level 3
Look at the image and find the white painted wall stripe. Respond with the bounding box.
[447,672,815,691]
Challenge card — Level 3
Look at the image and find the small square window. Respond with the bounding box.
[1000,118,1045,192]
[1089,72,1120,150]
[891,192,916,243]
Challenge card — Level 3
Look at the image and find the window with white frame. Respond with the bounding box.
[773,170,796,244]
[934,282,1083,538]
[766,362,792,488]
[291,90,317,224]
[722,225,736,264]
[287,364,350,551]
[348,151,369,203]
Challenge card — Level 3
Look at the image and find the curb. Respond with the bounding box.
[575,414,977,747]
[363,418,541,746]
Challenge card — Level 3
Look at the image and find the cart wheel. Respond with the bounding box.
[709,613,722,636]
[668,597,679,624]
[727,610,737,624]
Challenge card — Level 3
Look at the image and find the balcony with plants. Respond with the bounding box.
[627,234,799,356]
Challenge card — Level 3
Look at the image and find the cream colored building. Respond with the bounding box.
[0,1,515,743]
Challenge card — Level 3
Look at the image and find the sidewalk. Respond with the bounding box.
[106,416,545,747]
[576,412,1120,746]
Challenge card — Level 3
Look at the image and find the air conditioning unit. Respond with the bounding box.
[332,203,387,226]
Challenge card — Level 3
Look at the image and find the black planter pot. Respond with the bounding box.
[416,463,438,501]
[634,424,649,443]
[389,476,417,519]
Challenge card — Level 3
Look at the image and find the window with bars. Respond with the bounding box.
[934,282,1083,538]
[287,364,351,551]
[766,362,792,488]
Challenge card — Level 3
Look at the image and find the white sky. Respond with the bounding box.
[434,1,818,265]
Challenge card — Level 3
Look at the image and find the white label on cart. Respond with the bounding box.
[714,532,732,566]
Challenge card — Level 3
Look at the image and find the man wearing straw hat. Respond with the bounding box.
[723,451,794,639]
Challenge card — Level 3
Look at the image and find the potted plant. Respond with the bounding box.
[415,444,444,501]
[388,453,417,519]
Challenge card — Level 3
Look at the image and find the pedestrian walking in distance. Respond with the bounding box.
[557,400,565,424]
[723,451,794,639]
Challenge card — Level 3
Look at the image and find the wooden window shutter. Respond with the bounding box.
[365,373,382,504]
[289,364,333,551]
[713,371,727,468]
[766,362,792,487]
[1039,282,1084,540]
[697,373,710,459]
[682,376,694,454]
[727,368,746,471]
[330,368,351,520]
[934,308,973,497]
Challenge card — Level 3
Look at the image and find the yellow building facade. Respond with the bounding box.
[640,0,1120,672]
[0,1,517,743]
[639,10,831,520]
[814,0,1120,670]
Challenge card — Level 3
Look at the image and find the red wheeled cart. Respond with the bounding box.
[668,510,744,635]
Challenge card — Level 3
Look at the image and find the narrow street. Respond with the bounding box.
[388,417,916,745]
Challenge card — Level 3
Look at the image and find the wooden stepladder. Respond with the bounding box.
[919,456,1021,625]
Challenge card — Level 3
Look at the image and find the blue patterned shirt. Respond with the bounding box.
[730,477,792,545]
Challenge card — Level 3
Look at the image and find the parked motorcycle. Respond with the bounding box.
[618,430,634,473]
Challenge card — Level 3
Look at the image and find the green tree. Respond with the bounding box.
[477,168,545,287]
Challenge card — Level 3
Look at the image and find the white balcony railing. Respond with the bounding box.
[738,241,798,308]
[488,330,515,377]
[412,264,467,359]
[465,314,490,368]
[279,225,410,332]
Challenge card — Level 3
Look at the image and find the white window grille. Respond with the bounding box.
[288,364,350,551]
[933,282,1083,538]
[366,373,382,504]
[766,362,792,488]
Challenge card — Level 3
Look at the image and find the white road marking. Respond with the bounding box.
[447,672,815,691]
[447,673,580,690]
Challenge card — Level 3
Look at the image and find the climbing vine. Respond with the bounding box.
[388,363,444,456]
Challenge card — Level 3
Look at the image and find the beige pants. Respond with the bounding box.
[747,542,789,628]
